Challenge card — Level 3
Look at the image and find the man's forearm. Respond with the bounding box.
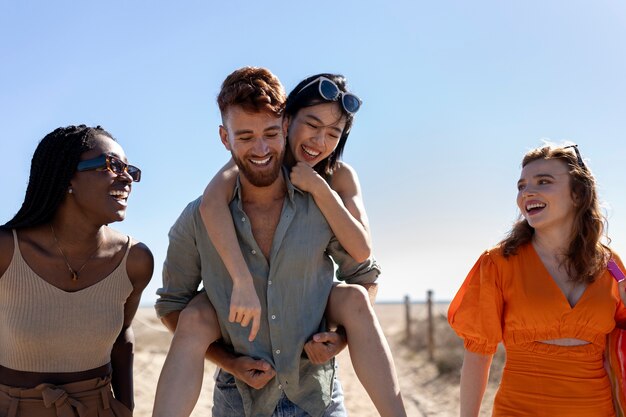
[205,342,238,373]
[206,343,276,389]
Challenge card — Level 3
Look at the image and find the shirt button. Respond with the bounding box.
[278,384,283,390]
[271,315,276,320]
[275,349,281,355]
[251,250,257,255]
[268,280,272,285]
[241,217,246,222]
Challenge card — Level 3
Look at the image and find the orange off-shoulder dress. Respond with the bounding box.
[448,243,626,417]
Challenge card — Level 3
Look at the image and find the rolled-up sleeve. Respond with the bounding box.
[155,201,203,318]
[326,237,381,285]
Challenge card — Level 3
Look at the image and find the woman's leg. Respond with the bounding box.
[153,292,221,417]
[326,283,407,417]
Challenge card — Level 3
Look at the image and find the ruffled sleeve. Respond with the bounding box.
[610,253,626,329]
[448,250,504,355]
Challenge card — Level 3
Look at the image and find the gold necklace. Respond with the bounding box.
[50,225,105,281]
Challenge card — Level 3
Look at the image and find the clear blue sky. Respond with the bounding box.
[1,1,625,304]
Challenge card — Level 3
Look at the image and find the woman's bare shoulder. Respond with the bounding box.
[105,227,153,290]
[333,160,356,174]
[330,161,361,194]
[126,239,154,290]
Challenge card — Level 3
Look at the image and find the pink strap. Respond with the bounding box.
[608,259,626,283]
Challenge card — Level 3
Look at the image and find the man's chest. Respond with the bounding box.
[244,202,283,260]
[222,195,335,275]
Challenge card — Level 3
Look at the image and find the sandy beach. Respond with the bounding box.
[131,303,498,417]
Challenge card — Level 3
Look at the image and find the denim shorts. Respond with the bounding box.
[212,370,347,417]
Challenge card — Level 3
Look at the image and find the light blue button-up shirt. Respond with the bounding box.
[155,171,380,417]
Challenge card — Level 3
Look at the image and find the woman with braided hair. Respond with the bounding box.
[0,125,153,416]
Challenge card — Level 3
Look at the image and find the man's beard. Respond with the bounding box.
[232,148,284,187]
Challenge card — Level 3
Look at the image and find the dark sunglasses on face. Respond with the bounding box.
[563,144,586,169]
[76,154,142,182]
[297,76,362,114]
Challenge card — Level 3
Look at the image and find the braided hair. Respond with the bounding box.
[3,125,116,230]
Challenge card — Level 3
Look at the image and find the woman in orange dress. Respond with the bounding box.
[448,143,626,416]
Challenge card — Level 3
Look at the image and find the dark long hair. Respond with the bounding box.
[3,125,115,230]
[500,145,609,283]
[284,73,357,178]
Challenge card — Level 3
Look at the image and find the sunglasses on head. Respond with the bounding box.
[563,144,586,169]
[297,76,362,115]
[76,153,142,182]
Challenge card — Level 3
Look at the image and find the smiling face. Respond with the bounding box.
[286,102,347,167]
[69,135,133,225]
[220,105,286,187]
[516,158,578,233]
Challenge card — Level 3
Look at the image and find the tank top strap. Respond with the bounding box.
[10,229,21,263]
[119,235,132,271]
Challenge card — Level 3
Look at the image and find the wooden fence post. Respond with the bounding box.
[427,290,435,361]
[404,295,411,341]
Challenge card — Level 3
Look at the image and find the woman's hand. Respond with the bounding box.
[229,280,262,342]
[290,162,325,195]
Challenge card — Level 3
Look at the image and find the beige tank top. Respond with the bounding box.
[0,229,134,372]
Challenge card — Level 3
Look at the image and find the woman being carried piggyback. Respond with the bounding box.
[153,69,407,417]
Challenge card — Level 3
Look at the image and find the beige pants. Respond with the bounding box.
[0,376,131,417]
